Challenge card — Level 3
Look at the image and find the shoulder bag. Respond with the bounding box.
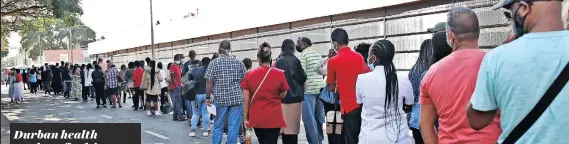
[326,90,343,135]
[244,68,272,144]
[502,62,569,144]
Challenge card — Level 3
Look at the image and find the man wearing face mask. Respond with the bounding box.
[419,7,502,144]
[467,0,569,144]
[296,37,326,144]
[327,28,365,144]
[170,54,185,121]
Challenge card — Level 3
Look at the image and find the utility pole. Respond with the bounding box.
[68,28,74,64]
[150,0,155,59]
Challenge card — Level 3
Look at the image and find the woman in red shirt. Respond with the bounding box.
[241,42,289,144]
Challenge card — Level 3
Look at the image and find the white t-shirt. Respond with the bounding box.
[159,69,168,88]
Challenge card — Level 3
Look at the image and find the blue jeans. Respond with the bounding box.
[65,81,72,93]
[302,94,325,144]
[212,103,243,144]
[184,99,193,119]
[170,88,183,119]
[191,94,210,131]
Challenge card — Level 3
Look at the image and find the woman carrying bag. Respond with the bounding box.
[242,43,289,144]
[141,60,163,116]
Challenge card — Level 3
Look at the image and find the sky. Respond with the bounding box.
[7,0,418,56]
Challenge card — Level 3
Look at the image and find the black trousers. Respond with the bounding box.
[30,82,38,94]
[411,128,424,144]
[160,87,168,105]
[254,128,280,144]
[94,82,106,105]
[341,107,362,144]
[82,86,90,101]
[132,88,143,108]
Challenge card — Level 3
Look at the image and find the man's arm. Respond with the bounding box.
[420,104,439,144]
[326,59,336,92]
[467,57,499,130]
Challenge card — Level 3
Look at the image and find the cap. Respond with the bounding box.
[491,0,516,10]
[427,22,446,33]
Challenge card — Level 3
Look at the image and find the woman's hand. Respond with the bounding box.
[243,120,250,129]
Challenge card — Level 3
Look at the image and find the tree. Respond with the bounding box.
[1,0,84,58]
[19,19,96,60]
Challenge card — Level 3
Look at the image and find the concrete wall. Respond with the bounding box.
[99,0,512,73]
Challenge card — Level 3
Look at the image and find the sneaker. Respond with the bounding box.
[96,105,100,108]
[203,132,208,137]
[189,131,196,137]
[102,105,107,108]
[155,112,162,116]
[146,111,152,116]
[119,105,122,108]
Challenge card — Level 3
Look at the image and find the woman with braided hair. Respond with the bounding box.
[356,39,414,144]
[141,60,163,116]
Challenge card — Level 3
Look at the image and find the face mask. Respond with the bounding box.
[367,56,375,71]
[446,31,453,48]
[512,6,528,38]
[332,42,338,52]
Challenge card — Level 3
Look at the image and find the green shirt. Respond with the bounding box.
[298,47,325,94]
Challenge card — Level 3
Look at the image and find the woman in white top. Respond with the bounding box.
[356,40,414,144]
[84,64,95,101]
[157,62,171,114]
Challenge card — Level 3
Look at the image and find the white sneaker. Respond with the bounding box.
[146,111,152,116]
[189,131,196,137]
[155,112,162,115]
[203,132,208,137]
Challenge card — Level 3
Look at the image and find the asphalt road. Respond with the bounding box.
[1,85,328,144]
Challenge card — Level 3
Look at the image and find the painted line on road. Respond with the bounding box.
[144,131,170,140]
[100,115,112,119]
[76,106,84,108]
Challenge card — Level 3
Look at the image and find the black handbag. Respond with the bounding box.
[161,102,172,114]
[502,62,569,144]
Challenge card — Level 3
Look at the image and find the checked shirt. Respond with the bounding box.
[205,55,247,106]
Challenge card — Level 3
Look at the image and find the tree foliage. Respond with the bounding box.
[1,0,84,58]
[20,19,96,60]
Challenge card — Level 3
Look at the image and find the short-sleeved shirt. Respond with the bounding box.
[420,49,501,143]
[326,47,365,114]
[133,67,144,88]
[298,47,325,94]
[169,63,182,89]
[470,31,569,144]
[205,55,247,106]
[105,67,119,88]
[241,66,288,128]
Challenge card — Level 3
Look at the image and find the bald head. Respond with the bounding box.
[219,40,231,54]
[446,7,480,40]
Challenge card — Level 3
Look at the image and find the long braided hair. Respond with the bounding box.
[408,39,433,103]
[370,39,402,142]
[150,60,156,90]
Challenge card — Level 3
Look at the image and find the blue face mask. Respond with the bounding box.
[368,63,375,71]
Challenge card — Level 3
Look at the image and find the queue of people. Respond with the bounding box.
[3,1,567,144]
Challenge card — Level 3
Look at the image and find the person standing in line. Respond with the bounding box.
[296,37,326,144]
[71,65,82,101]
[204,40,247,144]
[28,68,38,94]
[80,64,89,102]
[43,64,53,95]
[21,68,28,91]
[274,40,307,144]
[36,67,42,91]
[354,43,373,73]
[92,65,107,108]
[13,69,24,104]
[125,62,136,99]
[106,62,121,108]
[132,61,145,111]
[406,39,433,144]
[98,58,108,72]
[468,1,569,144]
[327,28,365,144]
[170,54,185,121]
[62,63,73,98]
[141,60,163,115]
[8,69,15,103]
[189,57,212,137]
[157,62,170,114]
[119,64,128,104]
[139,60,147,110]
[420,7,502,144]
[242,58,253,72]
[51,63,63,95]
[242,43,289,144]
[84,64,95,101]
[356,40,414,144]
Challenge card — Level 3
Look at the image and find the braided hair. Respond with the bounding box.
[150,60,157,90]
[408,39,433,103]
[370,39,402,142]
